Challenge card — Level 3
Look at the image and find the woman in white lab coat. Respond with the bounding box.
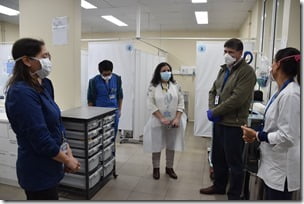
[241,47,300,200]
[143,62,187,180]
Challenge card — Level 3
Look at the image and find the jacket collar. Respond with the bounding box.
[221,58,246,72]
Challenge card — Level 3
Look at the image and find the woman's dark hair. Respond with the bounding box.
[98,60,113,73]
[151,62,175,86]
[6,38,45,92]
[275,47,301,85]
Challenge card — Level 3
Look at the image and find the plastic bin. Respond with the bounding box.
[103,121,114,132]
[65,127,102,140]
[101,143,114,162]
[103,136,114,148]
[103,114,115,124]
[103,158,115,177]
[72,144,101,158]
[77,152,101,173]
[63,119,101,131]
[103,128,114,140]
[60,166,103,189]
[68,135,102,149]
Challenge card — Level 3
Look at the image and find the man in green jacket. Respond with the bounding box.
[200,38,256,200]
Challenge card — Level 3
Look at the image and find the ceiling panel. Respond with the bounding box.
[0,0,257,33]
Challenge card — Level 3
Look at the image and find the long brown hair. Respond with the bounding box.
[6,38,45,92]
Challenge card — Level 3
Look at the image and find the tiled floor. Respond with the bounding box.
[0,122,228,201]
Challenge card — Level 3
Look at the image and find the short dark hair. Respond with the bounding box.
[98,60,113,73]
[275,47,300,84]
[224,38,243,51]
[151,62,175,86]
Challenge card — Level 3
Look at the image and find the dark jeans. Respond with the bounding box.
[25,186,58,200]
[211,123,244,200]
[264,180,293,200]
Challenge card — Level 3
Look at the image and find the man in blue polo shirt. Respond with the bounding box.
[87,60,123,138]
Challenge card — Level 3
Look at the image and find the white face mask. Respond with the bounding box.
[224,53,236,66]
[31,58,52,79]
[102,74,112,81]
[268,67,275,82]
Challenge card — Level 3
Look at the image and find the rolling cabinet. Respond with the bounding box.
[58,106,116,199]
[100,114,116,178]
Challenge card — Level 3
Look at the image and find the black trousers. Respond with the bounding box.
[264,180,293,200]
[211,123,244,200]
[25,186,58,200]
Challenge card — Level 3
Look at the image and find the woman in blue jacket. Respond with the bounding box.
[5,38,80,200]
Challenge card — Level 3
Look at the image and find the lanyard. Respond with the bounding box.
[102,78,112,96]
[264,79,293,118]
[221,68,230,92]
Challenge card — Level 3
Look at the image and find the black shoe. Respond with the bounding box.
[153,168,160,180]
[165,167,178,179]
[199,185,225,194]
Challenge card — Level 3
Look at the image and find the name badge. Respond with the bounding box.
[163,111,171,118]
[109,94,116,100]
[215,96,219,105]
[60,142,68,153]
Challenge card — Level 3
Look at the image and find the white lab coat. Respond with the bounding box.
[143,82,187,153]
[257,82,300,192]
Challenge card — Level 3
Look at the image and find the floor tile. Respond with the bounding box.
[133,177,170,197]
[127,191,165,200]
[0,122,219,201]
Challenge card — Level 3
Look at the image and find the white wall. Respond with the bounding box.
[0,22,19,42]
[19,0,81,111]
[239,0,261,51]
[286,0,300,49]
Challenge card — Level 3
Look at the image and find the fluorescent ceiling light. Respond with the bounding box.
[101,15,128,26]
[81,0,97,9]
[0,5,19,16]
[192,0,207,3]
[195,11,208,24]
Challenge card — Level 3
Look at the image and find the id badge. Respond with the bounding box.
[60,142,68,153]
[164,111,171,118]
[109,94,116,100]
[215,96,219,105]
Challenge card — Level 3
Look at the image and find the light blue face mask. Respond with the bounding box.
[160,71,172,81]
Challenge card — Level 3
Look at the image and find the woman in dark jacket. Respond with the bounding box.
[5,38,80,200]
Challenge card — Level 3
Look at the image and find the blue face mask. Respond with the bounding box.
[160,71,172,81]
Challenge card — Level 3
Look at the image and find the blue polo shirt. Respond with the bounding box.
[5,79,64,191]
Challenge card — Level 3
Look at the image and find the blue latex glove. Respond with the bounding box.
[207,110,221,123]
[207,110,213,121]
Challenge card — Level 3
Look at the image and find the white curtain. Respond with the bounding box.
[133,50,167,140]
[88,41,135,131]
[80,50,88,106]
[194,41,224,137]
[194,41,255,137]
